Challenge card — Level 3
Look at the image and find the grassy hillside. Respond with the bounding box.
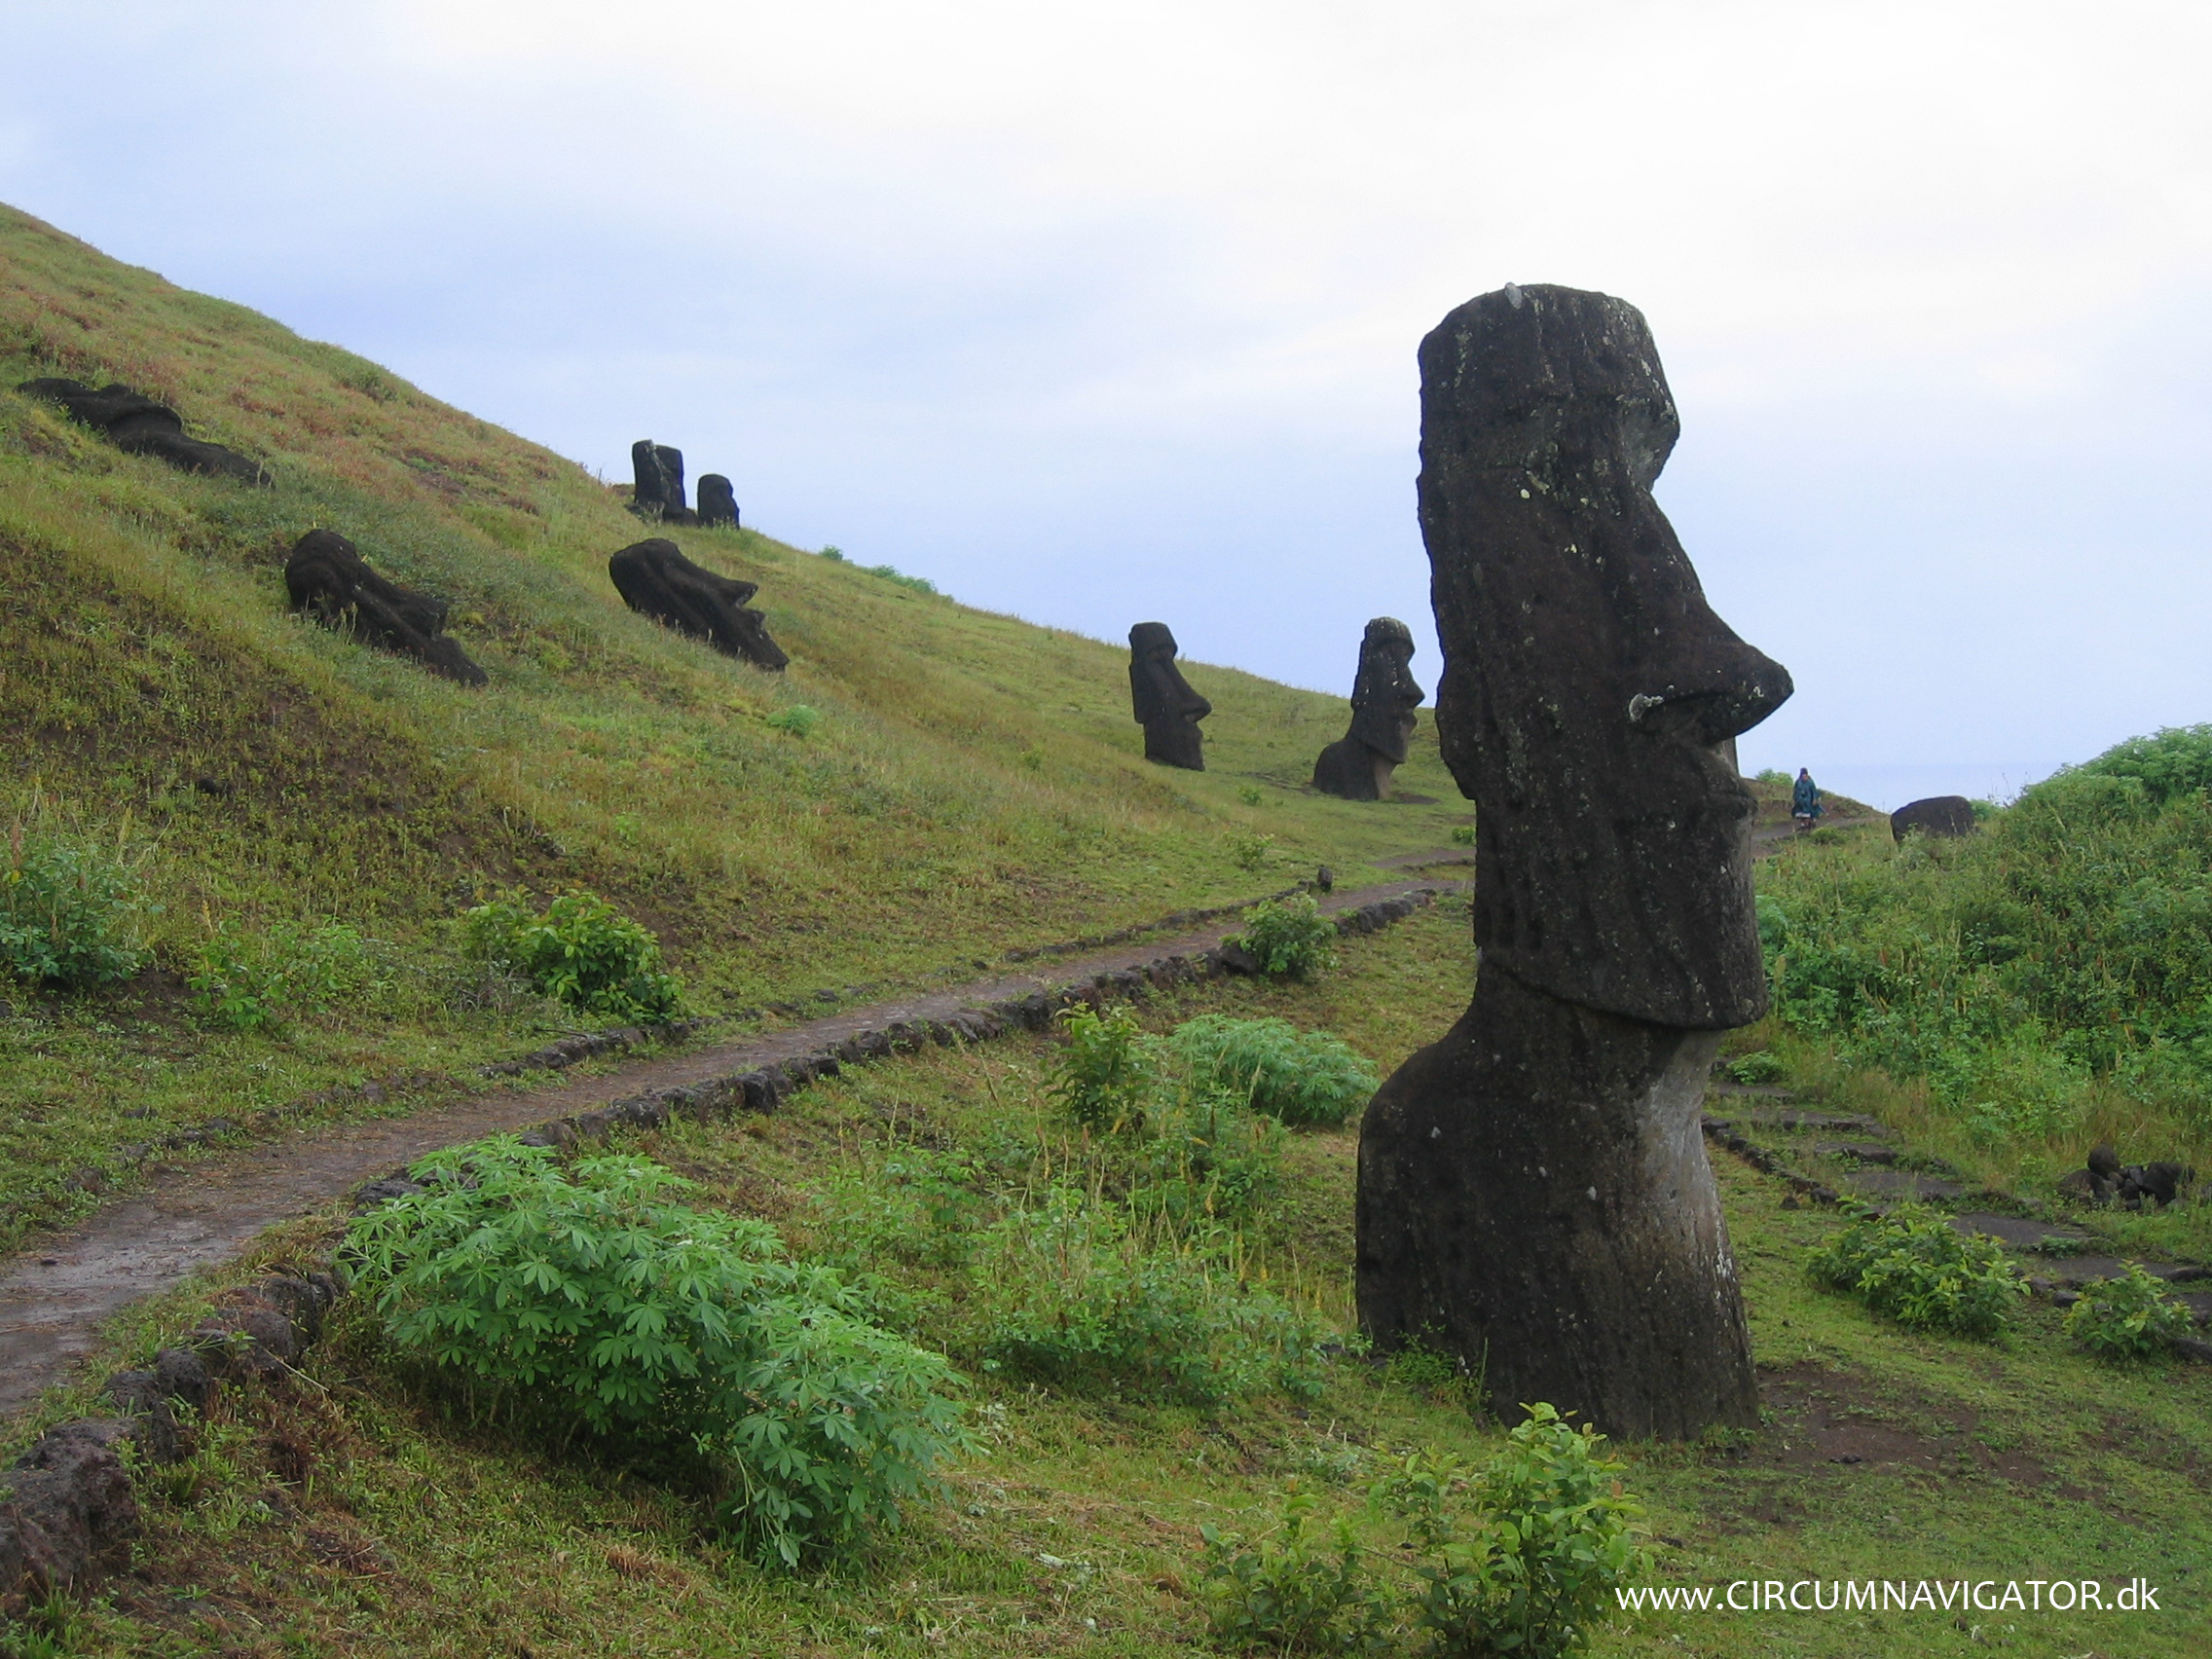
[0,202,1471,1245]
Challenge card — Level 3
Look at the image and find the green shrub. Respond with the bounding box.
[1806,1207,2025,1338]
[346,1138,969,1568]
[1229,894,1337,979]
[2065,1263,2195,1359]
[1229,830,1275,871]
[862,562,938,595]
[458,889,684,1021]
[764,704,821,737]
[1134,1082,1287,1223]
[1374,1406,1646,1659]
[975,1188,1327,1405]
[1168,1015,1378,1126]
[1237,785,1265,808]
[1723,1050,1785,1086]
[1199,1482,1391,1653]
[0,822,148,987]
[1450,824,1476,846]
[1048,1004,1156,1133]
[186,918,383,1032]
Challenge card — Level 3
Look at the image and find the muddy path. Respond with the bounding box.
[0,878,1460,1419]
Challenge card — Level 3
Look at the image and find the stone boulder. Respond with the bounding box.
[608,538,789,670]
[1357,283,1792,1438]
[1128,622,1210,769]
[18,377,266,485]
[697,473,740,529]
[284,530,489,685]
[1891,795,1977,841]
[0,1419,140,1598]
[2060,1142,2196,1208]
[1312,616,1424,800]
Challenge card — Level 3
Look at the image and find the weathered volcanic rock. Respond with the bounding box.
[1128,621,1211,769]
[0,1419,140,1597]
[1891,795,1977,841]
[697,473,739,529]
[1312,616,1424,800]
[1356,283,1792,1438]
[608,537,789,670]
[284,530,489,685]
[18,377,265,484]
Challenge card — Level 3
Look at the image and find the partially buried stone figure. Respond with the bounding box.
[1128,622,1211,769]
[696,474,739,529]
[284,530,488,685]
[1356,283,1792,1439]
[628,440,698,526]
[1312,617,1423,800]
[18,378,265,485]
[608,538,788,671]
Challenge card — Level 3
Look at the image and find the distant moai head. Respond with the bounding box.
[652,444,687,514]
[697,474,739,529]
[630,440,669,517]
[1128,621,1212,769]
[1346,617,1423,764]
[1419,283,1791,1028]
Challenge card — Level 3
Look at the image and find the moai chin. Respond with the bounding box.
[1311,616,1423,800]
[1127,622,1211,770]
[1355,283,1791,1438]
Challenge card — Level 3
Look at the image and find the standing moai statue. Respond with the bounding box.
[1312,617,1423,800]
[1128,622,1211,769]
[697,474,740,529]
[627,440,698,524]
[1355,284,1792,1439]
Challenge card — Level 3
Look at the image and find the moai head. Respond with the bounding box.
[1346,617,1423,764]
[1128,621,1212,768]
[652,444,687,515]
[1419,283,1791,1029]
[630,440,669,517]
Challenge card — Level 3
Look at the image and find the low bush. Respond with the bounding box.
[765,704,821,737]
[1168,1015,1378,1126]
[1229,830,1275,871]
[974,1188,1327,1405]
[186,918,385,1032]
[1199,1482,1391,1653]
[1723,1050,1785,1086]
[346,1138,969,1568]
[1229,894,1337,979]
[2065,1263,2195,1359]
[458,888,684,1021]
[1806,1206,2025,1338]
[0,821,148,987]
[1375,1406,1647,1659]
[1048,1003,1156,1133]
[1135,1082,1287,1222]
[1450,824,1476,846]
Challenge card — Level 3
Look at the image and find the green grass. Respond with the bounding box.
[11,897,2209,1657]
[0,199,1476,1248]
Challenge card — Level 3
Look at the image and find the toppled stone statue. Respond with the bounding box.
[2056,1142,2194,1209]
[608,537,788,671]
[697,473,739,529]
[1312,617,1423,799]
[284,530,489,685]
[1128,622,1211,769]
[1357,284,1793,1439]
[18,377,265,485]
[628,440,699,526]
[1892,795,1976,841]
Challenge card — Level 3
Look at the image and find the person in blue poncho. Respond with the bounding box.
[1790,767,1824,832]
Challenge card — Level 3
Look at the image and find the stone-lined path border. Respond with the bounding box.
[0,879,1458,1419]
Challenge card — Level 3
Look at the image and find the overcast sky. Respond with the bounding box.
[4,1,2207,807]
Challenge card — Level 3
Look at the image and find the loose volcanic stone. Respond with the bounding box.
[18,377,266,484]
[608,536,790,670]
[1127,621,1211,769]
[284,529,489,685]
[1312,617,1425,799]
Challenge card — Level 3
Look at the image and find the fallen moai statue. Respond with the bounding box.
[697,473,739,529]
[1357,283,1792,1439]
[628,439,699,526]
[2056,1141,2195,1209]
[1128,621,1211,769]
[1312,616,1423,800]
[18,377,265,485]
[608,537,789,670]
[1892,794,1977,840]
[284,529,489,685]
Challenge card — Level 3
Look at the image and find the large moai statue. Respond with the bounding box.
[18,378,266,485]
[1312,617,1423,800]
[1355,284,1792,1439]
[697,474,740,529]
[608,537,789,671]
[283,530,488,685]
[1128,622,1211,769]
[627,440,698,525]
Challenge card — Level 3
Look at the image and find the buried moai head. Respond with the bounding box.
[1128,621,1211,769]
[283,529,488,685]
[696,474,739,529]
[608,537,789,671]
[1312,617,1423,799]
[1419,283,1791,1028]
[628,440,697,523]
[18,377,266,485]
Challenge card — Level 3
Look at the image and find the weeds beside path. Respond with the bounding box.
[0,876,1458,1419]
